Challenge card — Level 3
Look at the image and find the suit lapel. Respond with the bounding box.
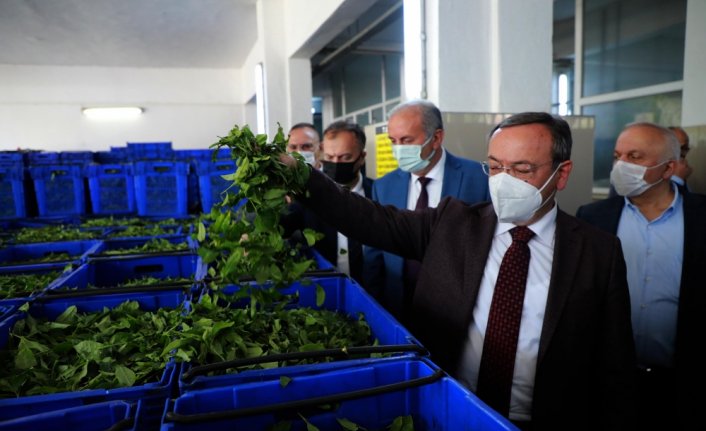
[462,204,497,322]
[441,152,462,198]
[537,210,582,364]
[390,170,410,208]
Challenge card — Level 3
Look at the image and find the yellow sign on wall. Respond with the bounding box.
[375,132,398,178]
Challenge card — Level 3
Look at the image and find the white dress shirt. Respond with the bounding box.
[336,172,365,275]
[459,203,557,421]
[406,148,446,210]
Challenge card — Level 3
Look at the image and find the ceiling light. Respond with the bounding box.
[82,107,143,120]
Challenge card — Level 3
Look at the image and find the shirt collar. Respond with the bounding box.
[350,171,365,195]
[412,147,446,183]
[624,181,681,221]
[494,201,558,247]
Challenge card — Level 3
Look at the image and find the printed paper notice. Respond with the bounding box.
[375,133,398,177]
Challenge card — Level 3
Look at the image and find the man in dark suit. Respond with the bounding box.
[577,122,706,430]
[283,120,372,283]
[283,112,637,429]
[364,99,489,320]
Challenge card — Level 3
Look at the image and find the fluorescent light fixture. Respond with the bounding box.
[403,0,424,100]
[82,107,143,120]
[255,62,267,134]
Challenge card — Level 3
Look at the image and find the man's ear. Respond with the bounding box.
[432,129,444,149]
[555,160,573,191]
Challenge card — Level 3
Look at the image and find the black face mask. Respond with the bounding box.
[322,159,360,185]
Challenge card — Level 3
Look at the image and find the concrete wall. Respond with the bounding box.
[0,65,242,151]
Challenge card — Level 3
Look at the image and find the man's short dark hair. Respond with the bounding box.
[489,112,572,166]
[323,120,366,151]
[289,122,320,139]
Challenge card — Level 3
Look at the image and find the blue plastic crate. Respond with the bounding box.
[0,152,24,166]
[0,264,71,298]
[28,152,59,165]
[0,289,186,428]
[0,400,133,431]
[178,275,422,393]
[29,164,86,216]
[173,148,231,162]
[195,159,237,213]
[50,253,205,293]
[87,163,136,215]
[0,240,101,270]
[127,142,174,161]
[0,165,26,219]
[133,161,189,217]
[164,357,518,431]
[60,151,94,165]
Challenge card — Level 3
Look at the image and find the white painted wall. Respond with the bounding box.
[0,65,243,151]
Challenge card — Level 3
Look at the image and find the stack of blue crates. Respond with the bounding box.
[174,148,232,214]
[27,151,93,217]
[87,163,136,215]
[0,152,26,219]
[0,216,516,430]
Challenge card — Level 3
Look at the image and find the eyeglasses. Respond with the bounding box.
[481,160,555,179]
[680,146,690,159]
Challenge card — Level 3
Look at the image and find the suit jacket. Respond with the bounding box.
[364,151,490,317]
[576,191,706,429]
[282,176,373,284]
[303,168,636,429]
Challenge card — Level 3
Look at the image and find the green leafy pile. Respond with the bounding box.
[13,226,102,244]
[164,289,372,368]
[0,271,63,299]
[2,252,73,266]
[80,217,144,227]
[101,238,189,256]
[0,301,183,397]
[80,217,190,227]
[0,290,374,397]
[107,224,179,238]
[197,125,321,291]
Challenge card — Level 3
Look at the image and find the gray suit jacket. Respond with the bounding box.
[302,168,636,430]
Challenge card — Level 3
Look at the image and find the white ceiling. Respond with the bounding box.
[0,0,258,69]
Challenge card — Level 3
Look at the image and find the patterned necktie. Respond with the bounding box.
[401,177,432,313]
[476,225,535,416]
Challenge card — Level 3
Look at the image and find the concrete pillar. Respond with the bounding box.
[682,0,706,127]
[424,0,553,113]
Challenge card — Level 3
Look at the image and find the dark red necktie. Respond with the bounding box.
[476,225,535,416]
[401,177,431,312]
[414,177,431,210]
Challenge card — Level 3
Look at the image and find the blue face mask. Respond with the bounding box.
[392,135,436,173]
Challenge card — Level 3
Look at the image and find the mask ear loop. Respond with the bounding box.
[534,161,566,212]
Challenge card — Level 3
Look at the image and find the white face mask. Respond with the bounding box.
[294,150,316,166]
[610,160,666,197]
[392,135,436,173]
[489,165,561,223]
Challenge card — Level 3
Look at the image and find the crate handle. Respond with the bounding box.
[216,164,232,171]
[104,168,122,174]
[180,344,429,382]
[134,264,164,274]
[153,166,172,173]
[88,250,194,261]
[51,169,68,176]
[166,368,444,424]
